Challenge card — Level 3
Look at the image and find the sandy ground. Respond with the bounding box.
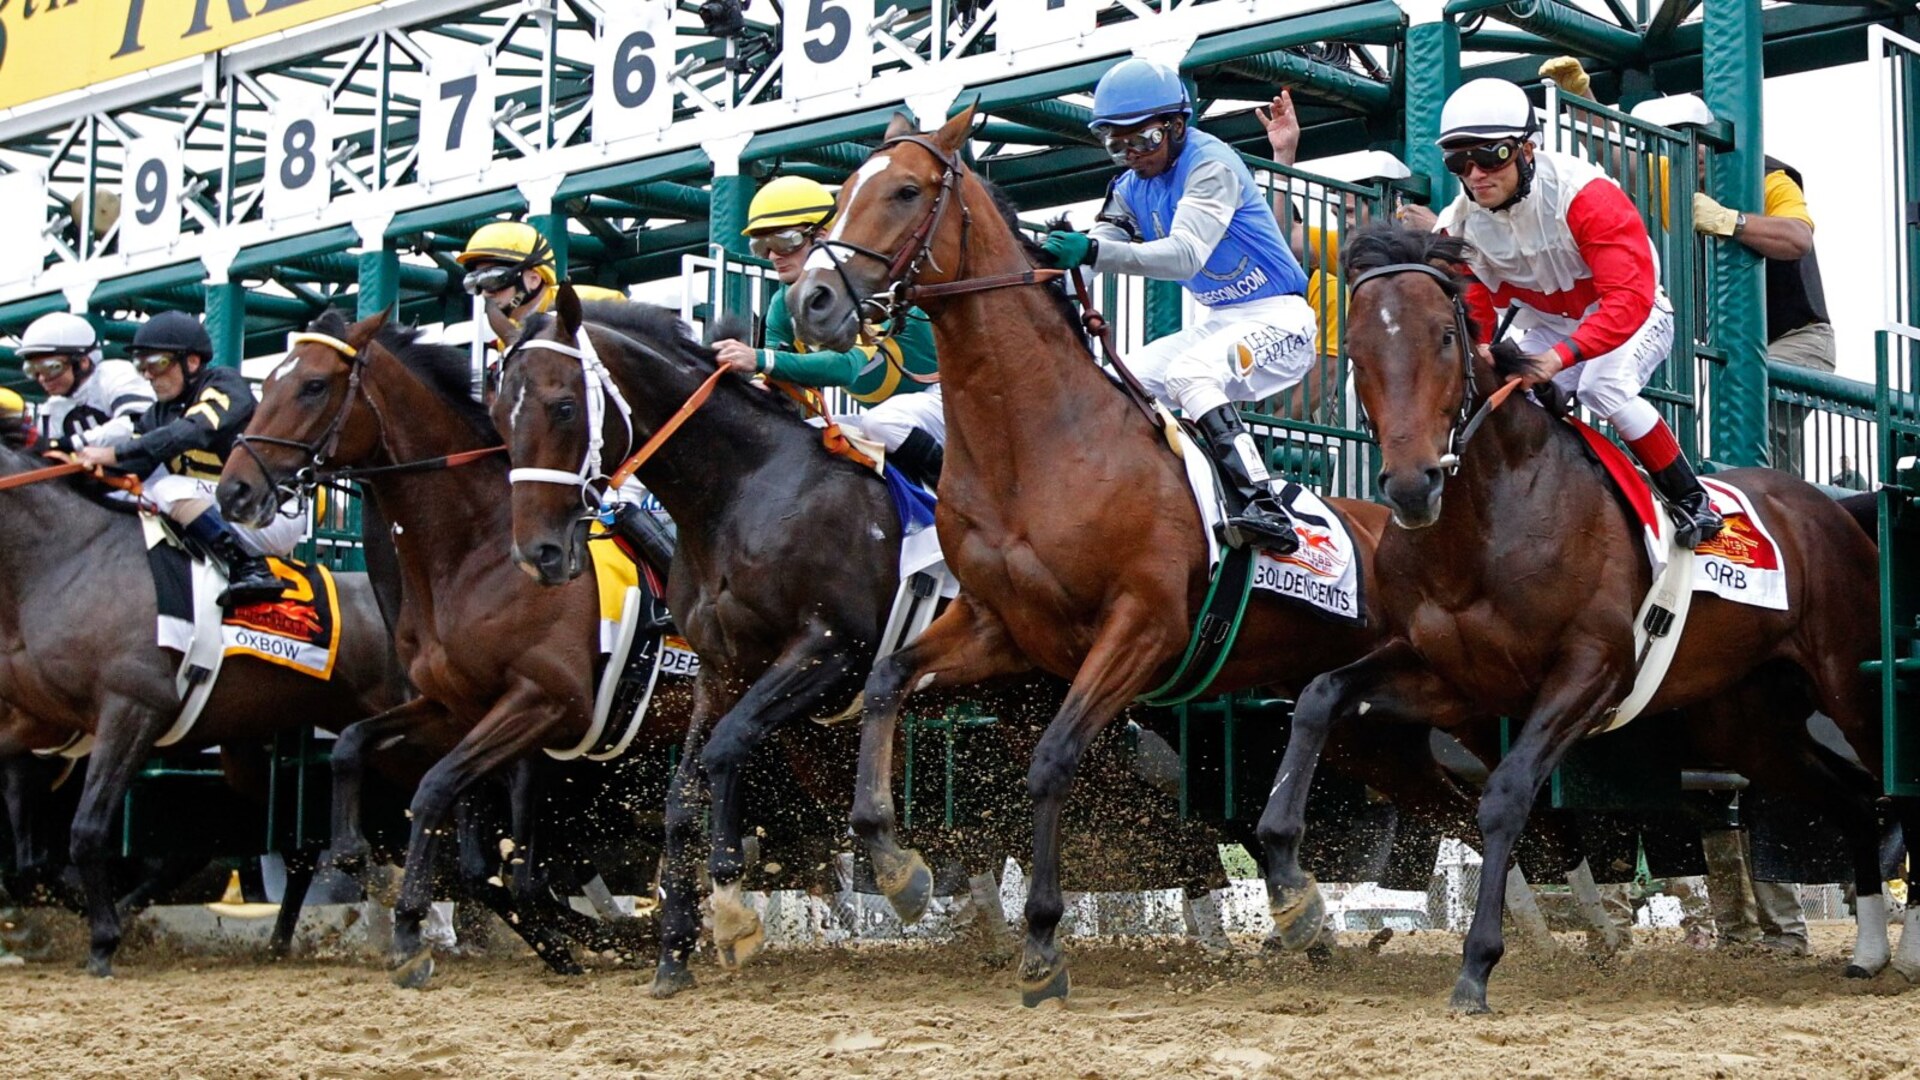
[2,919,1917,1079]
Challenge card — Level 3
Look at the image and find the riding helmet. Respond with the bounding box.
[132,311,214,359]
[744,176,837,235]
[1088,58,1193,131]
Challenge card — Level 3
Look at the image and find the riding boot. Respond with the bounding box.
[1645,455,1726,550]
[604,500,677,583]
[889,428,944,489]
[1195,405,1299,555]
[182,509,286,608]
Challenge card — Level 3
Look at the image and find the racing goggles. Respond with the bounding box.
[462,262,524,295]
[1099,122,1170,165]
[1443,139,1521,176]
[748,227,814,259]
[132,351,180,376]
[22,354,79,378]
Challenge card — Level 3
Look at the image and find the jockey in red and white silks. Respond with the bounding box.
[1433,78,1723,548]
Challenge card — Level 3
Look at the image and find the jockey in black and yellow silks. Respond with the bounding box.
[456,221,629,351]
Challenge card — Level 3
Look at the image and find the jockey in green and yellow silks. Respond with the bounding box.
[712,176,946,487]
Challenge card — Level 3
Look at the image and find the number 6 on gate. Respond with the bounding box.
[594,4,675,143]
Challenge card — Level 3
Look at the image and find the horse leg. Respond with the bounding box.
[389,684,567,988]
[268,844,322,959]
[1259,641,1474,952]
[850,597,1030,925]
[652,679,733,998]
[329,697,448,878]
[703,641,866,970]
[1451,661,1620,1014]
[68,702,168,977]
[1019,600,1180,1007]
[451,790,580,972]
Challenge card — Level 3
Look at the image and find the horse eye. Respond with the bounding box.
[299,378,328,397]
[551,400,577,423]
[1439,329,1457,347]
[896,185,921,202]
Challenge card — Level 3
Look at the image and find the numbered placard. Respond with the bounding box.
[782,0,873,100]
[420,48,496,183]
[120,136,182,255]
[995,0,1096,50]
[266,91,334,220]
[0,171,47,282]
[594,6,675,142]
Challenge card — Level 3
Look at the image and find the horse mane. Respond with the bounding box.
[1341,224,1483,335]
[973,174,1089,348]
[307,309,497,441]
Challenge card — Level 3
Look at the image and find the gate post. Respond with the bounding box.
[1402,0,1460,205]
[203,249,245,369]
[355,215,398,319]
[706,135,756,320]
[1144,280,1183,342]
[1703,0,1769,467]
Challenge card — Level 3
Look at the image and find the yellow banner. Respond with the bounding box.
[0,0,384,112]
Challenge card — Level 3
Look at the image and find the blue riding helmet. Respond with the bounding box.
[1088,58,1192,130]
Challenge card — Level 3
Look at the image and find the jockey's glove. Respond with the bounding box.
[1041,230,1098,269]
[1692,192,1741,237]
[1538,56,1591,98]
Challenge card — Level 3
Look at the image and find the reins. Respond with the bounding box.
[0,460,85,491]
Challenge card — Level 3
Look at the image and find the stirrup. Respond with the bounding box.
[1223,511,1300,555]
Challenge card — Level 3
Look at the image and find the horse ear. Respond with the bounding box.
[933,103,977,154]
[347,309,389,351]
[557,282,583,337]
[884,110,917,141]
[485,303,517,349]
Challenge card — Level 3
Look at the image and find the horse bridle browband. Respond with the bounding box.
[1348,261,1518,473]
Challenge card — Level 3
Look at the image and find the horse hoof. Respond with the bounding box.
[1844,963,1880,980]
[716,921,766,971]
[1019,963,1070,1008]
[86,954,114,979]
[1266,878,1326,953]
[649,966,696,999]
[711,885,766,970]
[391,948,435,989]
[1448,976,1491,1014]
[1890,958,1920,984]
[877,850,934,926]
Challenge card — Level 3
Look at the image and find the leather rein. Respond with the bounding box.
[811,133,1166,433]
[1347,261,1522,473]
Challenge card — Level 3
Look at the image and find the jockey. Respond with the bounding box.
[73,312,298,606]
[1433,78,1724,547]
[713,176,946,487]
[1048,58,1317,554]
[18,312,153,454]
[455,221,629,344]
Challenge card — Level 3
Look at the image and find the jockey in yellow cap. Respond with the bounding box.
[456,221,629,345]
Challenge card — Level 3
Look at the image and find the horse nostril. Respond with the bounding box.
[1376,470,1391,492]
[1424,467,1444,490]
[804,283,837,314]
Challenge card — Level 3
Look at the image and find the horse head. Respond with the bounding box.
[790,105,986,351]
[491,283,597,585]
[219,308,390,528]
[1341,225,1486,529]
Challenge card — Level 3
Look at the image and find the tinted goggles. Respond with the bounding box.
[462,263,523,295]
[1443,140,1520,176]
[748,227,813,259]
[23,355,78,378]
[133,351,180,376]
[1099,122,1170,165]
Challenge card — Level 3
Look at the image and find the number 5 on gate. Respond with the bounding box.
[783,0,873,100]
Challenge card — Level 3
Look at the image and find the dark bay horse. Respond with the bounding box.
[1253,225,1902,1012]
[0,411,405,975]
[216,311,674,986]
[788,108,1507,1005]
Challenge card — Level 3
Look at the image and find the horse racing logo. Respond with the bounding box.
[1693,513,1776,568]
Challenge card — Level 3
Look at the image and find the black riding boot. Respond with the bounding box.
[605,501,677,583]
[1195,405,1299,555]
[1646,455,1726,550]
[183,509,286,608]
[890,428,944,489]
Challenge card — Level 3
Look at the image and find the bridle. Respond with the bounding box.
[1348,261,1520,474]
[498,324,635,511]
[233,330,505,508]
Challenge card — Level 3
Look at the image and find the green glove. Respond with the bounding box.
[1042,230,1097,269]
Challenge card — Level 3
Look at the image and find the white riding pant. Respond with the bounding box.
[146,470,310,557]
[833,384,945,451]
[1124,293,1317,417]
[1520,298,1675,441]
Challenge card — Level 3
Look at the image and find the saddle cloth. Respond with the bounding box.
[1568,419,1788,610]
[147,516,342,680]
[1175,425,1365,625]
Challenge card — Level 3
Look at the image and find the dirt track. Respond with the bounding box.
[2,920,1917,1078]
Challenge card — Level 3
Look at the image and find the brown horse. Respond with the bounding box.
[217,310,673,986]
[0,411,406,975]
[1251,225,1903,1012]
[787,108,1516,1005]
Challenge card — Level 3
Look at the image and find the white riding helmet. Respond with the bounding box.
[1628,93,1714,129]
[1437,79,1540,147]
[18,311,101,362]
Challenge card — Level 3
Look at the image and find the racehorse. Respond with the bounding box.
[1252,224,1904,1011]
[787,108,1509,1005]
[0,410,406,975]
[217,310,689,986]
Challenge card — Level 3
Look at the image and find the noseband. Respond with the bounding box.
[1348,261,1517,473]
